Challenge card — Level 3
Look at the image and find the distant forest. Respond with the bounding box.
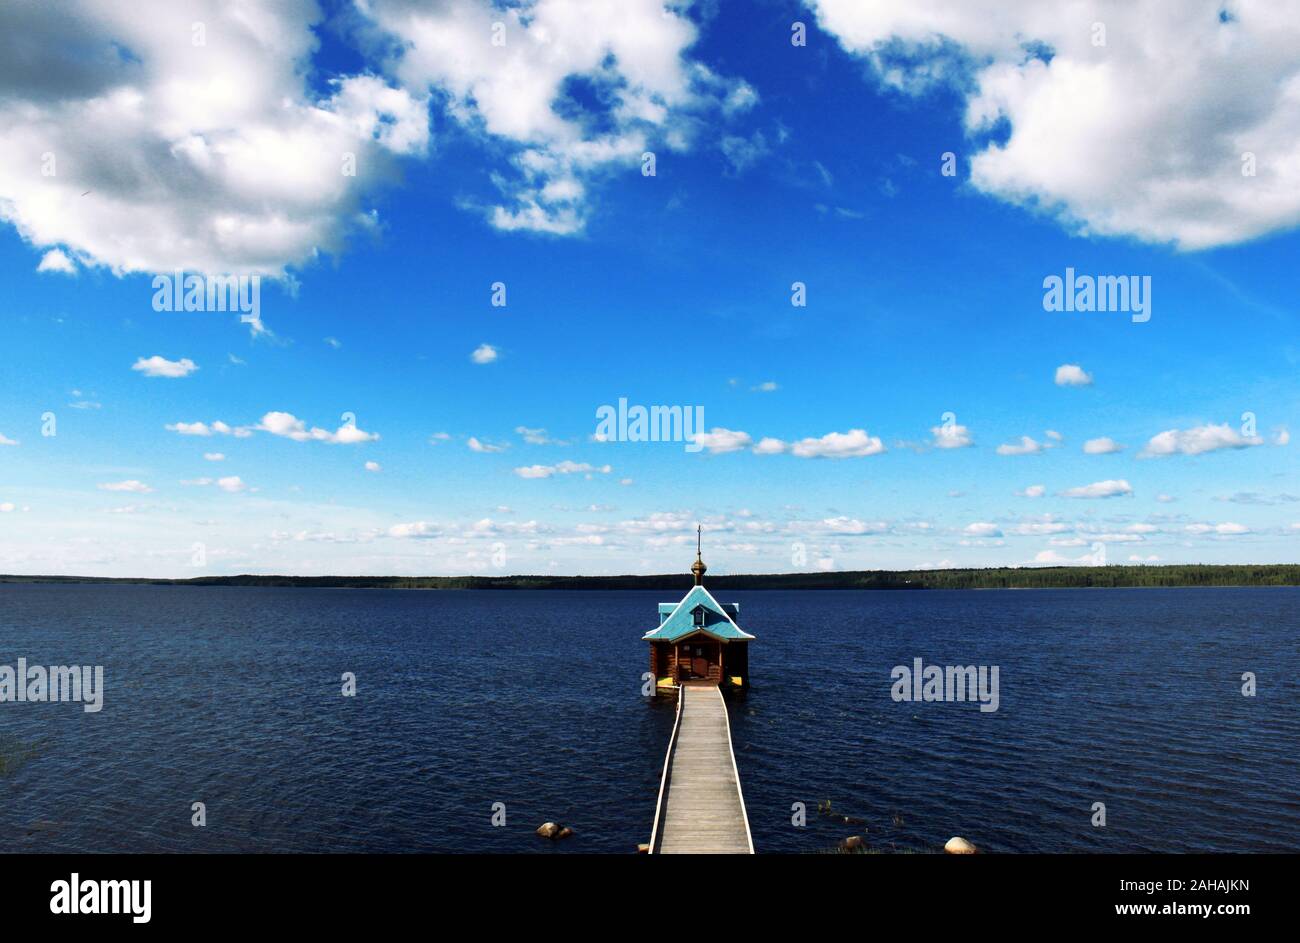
[3,564,1298,590]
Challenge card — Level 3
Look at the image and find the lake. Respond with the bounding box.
[1,584,1297,853]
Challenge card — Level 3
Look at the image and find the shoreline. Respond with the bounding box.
[3,563,1298,591]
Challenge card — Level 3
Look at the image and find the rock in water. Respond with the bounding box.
[537,822,574,840]
[944,836,977,854]
[637,843,650,854]
[840,835,864,851]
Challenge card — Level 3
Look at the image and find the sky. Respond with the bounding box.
[1,0,1298,578]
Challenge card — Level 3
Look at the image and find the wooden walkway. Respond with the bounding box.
[650,684,754,854]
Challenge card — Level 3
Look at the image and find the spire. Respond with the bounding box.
[691,524,707,585]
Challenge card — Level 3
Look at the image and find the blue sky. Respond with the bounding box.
[1,0,1297,576]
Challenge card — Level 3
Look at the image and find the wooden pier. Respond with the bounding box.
[649,684,754,854]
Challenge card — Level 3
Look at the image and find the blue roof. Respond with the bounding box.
[643,584,755,642]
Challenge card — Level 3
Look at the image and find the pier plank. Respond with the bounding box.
[651,685,753,854]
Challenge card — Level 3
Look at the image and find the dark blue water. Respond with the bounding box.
[2,585,1297,853]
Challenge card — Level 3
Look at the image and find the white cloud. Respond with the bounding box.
[0,2,429,276]
[1054,364,1093,387]
[1083,436,1124,455]
[166,419,252,438]
[1186,522,1250,536]
[1060,479,1133,499]
[751,381,779,392]
[0,502,15,512]
[388,521,439,539]
[515,426,552,445]
[806,517,889,536]
[132,355,198,378]
[203,452,225,462]
[216,475,246,493]
[0,433,18,446]
[997,435,1044,456]
[362,0,748,235]
[470,344,498,364]
[257,411,378,444]
[809,1,1300,250]
[931,424,973,449]
[365,461,381,472]
[98,479,153,494]
[752,437,787,455]
[964,522,1002,538]
[1017,484,1046,498]
[467,436,507,453]
[692,428,753,454]
[1032,549,1096,565]
[515,465,553,479]
[1275,428,1290,446]
[790,429,885,459]
[1140,423,1263,457]
[37,248,76,274]
[1008,518,1070,536]
[514,461,611,479]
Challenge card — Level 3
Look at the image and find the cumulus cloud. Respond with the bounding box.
[1016,484,1046,498]
[37,249,76,274]
[361,0,751,235]
[964,522,1002,538]
[1054,364,1093,387]
[809,1,1300,250]
[388,521,439,539]
[515,426,553,445]
[216,475,246,493]
[1186,522,1250,536]
[470,344,498,364]
[0,1,429,276]
[930,423,973,449]
[752,437,787,455]
[818,516,890,535]
[997,435,1045,456]
[692,428,753,454]
[132,355,198,378]
[98,479,153,494]
[0,432,18,446]
[166,420,251,438]
[1060,479,1133,499]
[365,461,381,472]
[1083,436,1124,454]
[1140,423,1263,457]
[257,412,378,444]
[203,452,224,462]
[514,461,612,479]
[790,429,885,459]
[467,436,507,453]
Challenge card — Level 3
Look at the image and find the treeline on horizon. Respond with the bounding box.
[2,564,1298,591]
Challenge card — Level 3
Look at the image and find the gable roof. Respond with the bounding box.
[643,584,755,642]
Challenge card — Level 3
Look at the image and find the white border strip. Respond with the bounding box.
[716,685,755,854]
